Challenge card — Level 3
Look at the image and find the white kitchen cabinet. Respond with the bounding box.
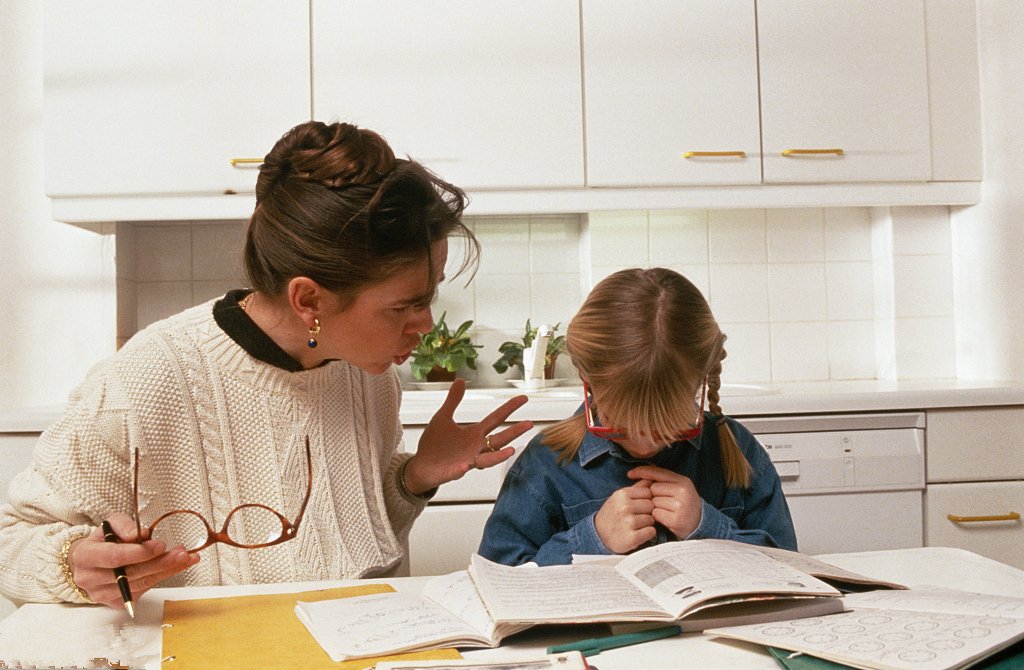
[311,1,585,191]
[585,0,932,188]
[758,0,931,183]
[43,1,310,199]
[924,407,1024,570]
[925,482,1024,571]
[582,1,761,187]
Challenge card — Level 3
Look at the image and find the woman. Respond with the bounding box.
[478,268,795,566]
[0,121,530,610]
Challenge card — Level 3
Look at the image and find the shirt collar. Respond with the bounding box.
[213,289,308,372]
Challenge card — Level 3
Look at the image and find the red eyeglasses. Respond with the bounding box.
[132,436,313,552]
[583,380,706,443]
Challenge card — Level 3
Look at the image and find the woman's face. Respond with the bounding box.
[322,238,448,375]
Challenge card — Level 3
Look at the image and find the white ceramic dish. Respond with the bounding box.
[409,381,455,391]
[506,379,569,390]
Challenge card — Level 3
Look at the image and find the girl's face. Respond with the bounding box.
[321,238,448,375]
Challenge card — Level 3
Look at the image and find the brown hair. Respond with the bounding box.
[544,267,752,488]
[244,121,479,305]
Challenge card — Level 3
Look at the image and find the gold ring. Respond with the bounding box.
[473,454,482,470]
[485,436,493,452]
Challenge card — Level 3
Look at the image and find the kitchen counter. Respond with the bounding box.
[398,379,1024,425]
[4,380,1024,433]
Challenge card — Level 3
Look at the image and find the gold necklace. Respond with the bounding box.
[239,292,254,312]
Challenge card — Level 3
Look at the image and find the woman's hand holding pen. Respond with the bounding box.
[404,378,533,495]
[66,512,199,610]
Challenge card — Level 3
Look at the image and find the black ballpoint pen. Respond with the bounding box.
[100,519,135,618]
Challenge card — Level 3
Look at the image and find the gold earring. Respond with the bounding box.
[307,318,321,349]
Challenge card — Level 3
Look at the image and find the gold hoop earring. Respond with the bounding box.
[307,318,321,349]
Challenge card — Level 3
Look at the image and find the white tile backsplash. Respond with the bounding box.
[766,208,826,263]
[135,225,192,282]
[826,261,875,321]
[708,209,767,264]
[824,207,873,262]
[588,211,649,265]
[893,255,955,318]
[767,262,827,322]
[828,320,877,380]
[709,263,771,323]
[121,206,957,385]
[649,209,708,266]
[771,321,831,382]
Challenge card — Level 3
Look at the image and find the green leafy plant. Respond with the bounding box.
[492,319,567,376]
[409,312,481,380]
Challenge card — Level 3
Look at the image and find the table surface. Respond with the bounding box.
[2,546,1023,670]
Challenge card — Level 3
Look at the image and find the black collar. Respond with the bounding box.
[213,289,306,372]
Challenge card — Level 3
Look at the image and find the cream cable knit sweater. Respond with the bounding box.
[0,299,425,605]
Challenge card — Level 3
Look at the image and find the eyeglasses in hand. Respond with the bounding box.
[132,436,313,552]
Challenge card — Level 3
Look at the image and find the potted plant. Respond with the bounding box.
[409,312,481,382]
[492,319,567,380]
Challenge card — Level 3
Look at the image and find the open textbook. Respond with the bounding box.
[295,570,533,661]
[706,586,1024,670]
[296,540,901,661]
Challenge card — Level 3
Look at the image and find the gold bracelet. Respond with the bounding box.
[60,532,95,603]
[397,459,436,502]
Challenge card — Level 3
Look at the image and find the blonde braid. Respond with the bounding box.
[706,346,752,489]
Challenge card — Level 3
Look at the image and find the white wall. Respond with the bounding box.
[950,0,1024,381]
[126,205,959,388]
[0,1,115,409]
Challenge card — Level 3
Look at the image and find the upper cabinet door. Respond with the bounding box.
[582,1,761,187]
[311,1,585,190]
[44,1,310,198]
[758,0,931,183]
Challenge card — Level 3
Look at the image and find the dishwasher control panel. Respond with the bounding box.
[743,412,925,495]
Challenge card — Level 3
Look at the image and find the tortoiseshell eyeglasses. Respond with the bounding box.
[132,436,312,552]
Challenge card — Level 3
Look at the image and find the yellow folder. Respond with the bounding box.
[161,583,462,670]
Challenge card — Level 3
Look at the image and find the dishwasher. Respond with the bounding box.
[742,411,925,556]
[405,410,925,575]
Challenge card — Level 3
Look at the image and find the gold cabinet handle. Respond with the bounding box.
[781,149,844,156]
[947,511,1021,523]
[229,158,263,166]
[683,151,747,158]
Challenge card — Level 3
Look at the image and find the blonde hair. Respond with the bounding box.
[544,268,752,488]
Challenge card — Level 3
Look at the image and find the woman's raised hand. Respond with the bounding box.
[403,379,533,494]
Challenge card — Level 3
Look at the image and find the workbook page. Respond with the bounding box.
[469,556,669,623]
[707,608,1024,670]
[615,541,839,618]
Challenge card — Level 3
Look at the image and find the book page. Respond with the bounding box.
[469,555,669,624]
[844,587,1024,618]
[615,541,840,618]
[422,570,531,640]
[746,542,907,591]
[295,591,489,661]
[707,608,1024,670]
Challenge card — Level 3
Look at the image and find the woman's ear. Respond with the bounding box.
[286,277,325,326]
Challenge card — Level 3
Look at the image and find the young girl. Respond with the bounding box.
[478,267,796,566]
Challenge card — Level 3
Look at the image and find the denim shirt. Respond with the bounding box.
[478,410,797,566]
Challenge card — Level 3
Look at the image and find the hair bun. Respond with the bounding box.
[257,121,397,198]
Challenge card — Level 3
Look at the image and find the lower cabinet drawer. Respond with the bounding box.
[925,481,1024,570]
[407,503,495,577]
